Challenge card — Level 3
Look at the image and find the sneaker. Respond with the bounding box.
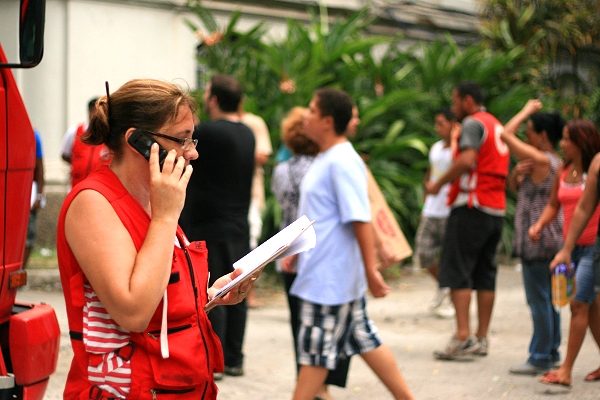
[429,287,450,310]
[224,365,244,377]
[213,372,224,381]
[473,337,488,356]
[509,362,550,375]
[435,301,455,318]
[434,335,480,360]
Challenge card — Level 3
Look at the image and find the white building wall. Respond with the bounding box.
[17,0,70,182]
[15,0,199,184]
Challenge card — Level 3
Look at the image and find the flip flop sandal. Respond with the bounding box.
[540,371,572,388]
[584,367,600,381]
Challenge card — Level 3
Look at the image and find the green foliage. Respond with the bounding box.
[184,2,546,256]
[480,0,600,119]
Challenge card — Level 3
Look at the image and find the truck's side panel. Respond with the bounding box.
[0,71,6,273]
[0,46,34,325]
[0,4,57,399]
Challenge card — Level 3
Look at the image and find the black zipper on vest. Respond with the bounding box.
[182,244,212,388]
[182,245,199,300]
[150,387,195,399]
[147,324,192,340]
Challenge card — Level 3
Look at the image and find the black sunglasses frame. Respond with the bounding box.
[141,129,197,150]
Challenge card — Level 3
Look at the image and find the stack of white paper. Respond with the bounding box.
[206,215,316,309]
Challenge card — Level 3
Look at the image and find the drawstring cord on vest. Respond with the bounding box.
[161,290,169,358]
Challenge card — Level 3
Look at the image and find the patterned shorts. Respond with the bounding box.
[297,297,382,370]
[415,215,447,268]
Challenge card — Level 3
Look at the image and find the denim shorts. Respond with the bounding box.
[593,237,600,293]
[572,244,598,305]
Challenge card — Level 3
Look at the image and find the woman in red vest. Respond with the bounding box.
[57,79,254,399]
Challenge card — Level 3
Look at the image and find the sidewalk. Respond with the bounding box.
[18,265,600,399]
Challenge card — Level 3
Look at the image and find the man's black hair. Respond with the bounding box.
[209,74,243,112]
[455,81,485,105]
[530,111,565,147]
[435,107,457,121]
[314,88,353,135]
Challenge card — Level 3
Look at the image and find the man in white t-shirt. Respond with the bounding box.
[281,88,414,400]
[415,108,457,316]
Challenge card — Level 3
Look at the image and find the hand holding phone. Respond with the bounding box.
[127,129,169,170]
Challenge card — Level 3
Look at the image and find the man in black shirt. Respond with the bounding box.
[180,74,255,378]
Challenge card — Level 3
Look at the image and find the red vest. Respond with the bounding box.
[447,111,509,215]
[70,124,112,188]
[57,166,223,399]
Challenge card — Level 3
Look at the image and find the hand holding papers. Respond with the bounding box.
[205,215,316,311]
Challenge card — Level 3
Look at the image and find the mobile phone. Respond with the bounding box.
[127,129,168,170]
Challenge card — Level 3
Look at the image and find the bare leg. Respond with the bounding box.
[452,289,472,340]
[587,295,600,347]
[360,344,415,400]
[542,300,590,385]
[292,365,328,400]
[476,290,495,338]
[315,385,333,400]
[584,295,600,379]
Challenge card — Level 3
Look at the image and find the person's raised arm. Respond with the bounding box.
[503,100,541,138]
[550,153,600,270]
[65,146,192,332]
[354,221,390,298]
[528,166,562,242]
[501,100,550,170]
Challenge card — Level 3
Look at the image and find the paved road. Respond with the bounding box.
[17,265,600,399]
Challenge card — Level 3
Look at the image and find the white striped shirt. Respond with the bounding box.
[83,283,131,398]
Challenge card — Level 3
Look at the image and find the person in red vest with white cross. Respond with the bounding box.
[426,81,509,361]
[61,97,112,189]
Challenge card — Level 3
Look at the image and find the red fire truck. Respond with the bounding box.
[0,0,60,398]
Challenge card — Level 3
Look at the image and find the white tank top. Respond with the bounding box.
[423,140,452,218]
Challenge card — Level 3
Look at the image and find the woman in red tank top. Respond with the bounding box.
[529,119,600,388]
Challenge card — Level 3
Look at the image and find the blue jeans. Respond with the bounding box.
[522,259,561,368]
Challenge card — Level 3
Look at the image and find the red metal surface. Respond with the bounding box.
[21,378,48,400]
[0,50,7,282]
[0,7,54,399]
[9,302,59,386]
[0,45,35,326]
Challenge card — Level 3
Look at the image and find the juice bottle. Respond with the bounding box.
[552,263,576,308]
